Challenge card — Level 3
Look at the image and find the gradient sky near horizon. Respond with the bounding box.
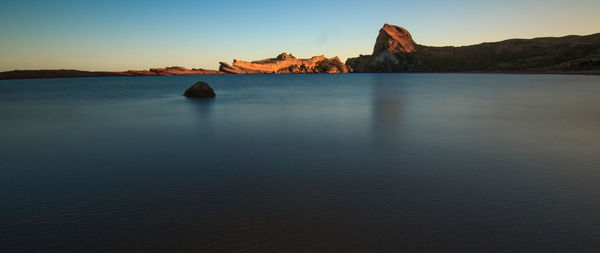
[1,0,599,71]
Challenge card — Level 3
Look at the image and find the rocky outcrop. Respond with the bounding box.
[219,53,348,74]
[347,24,600,73]
[183,81,215,98]
[346,24,425,72]
[374,24,416,54]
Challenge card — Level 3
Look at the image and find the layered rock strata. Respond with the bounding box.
[219,53,348,74]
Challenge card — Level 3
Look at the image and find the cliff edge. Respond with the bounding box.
[373,24,416,54]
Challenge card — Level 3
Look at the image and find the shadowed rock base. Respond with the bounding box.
[183,81,215,98]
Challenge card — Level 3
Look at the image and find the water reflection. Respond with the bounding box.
[183,96,215,117]
[370,74,406,146]
[1,74,600,252]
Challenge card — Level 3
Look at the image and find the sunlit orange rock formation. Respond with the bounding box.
[219,53,348,74]
[374,24,416,54]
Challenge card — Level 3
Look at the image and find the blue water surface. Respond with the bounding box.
[1,73,599,251]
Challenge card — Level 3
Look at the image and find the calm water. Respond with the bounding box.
[1,74,599,252]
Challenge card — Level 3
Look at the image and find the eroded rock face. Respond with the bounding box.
[373,24,416,54]
[183,81,215,98]
[346,24,425,72]
[219,53,348,74]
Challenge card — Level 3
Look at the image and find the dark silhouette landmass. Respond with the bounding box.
[2,25,599,80]
[0,70,119,80]
[0,67,222,80]
[346,24,600,73]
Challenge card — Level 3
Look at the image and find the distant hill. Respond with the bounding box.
[0,67,222,80]
[346,24,600,73]
[0,70,118,80]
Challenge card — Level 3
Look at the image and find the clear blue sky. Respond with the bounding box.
[1,0,599,71]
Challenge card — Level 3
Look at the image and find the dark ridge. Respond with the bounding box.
[346,24,600,73]
[0,70,121,80]
[0,67,224,80]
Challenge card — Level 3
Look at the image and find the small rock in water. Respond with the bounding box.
[183,81,215,98]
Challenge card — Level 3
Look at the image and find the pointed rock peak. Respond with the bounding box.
[373,24,416,54]
[276,53,296,60]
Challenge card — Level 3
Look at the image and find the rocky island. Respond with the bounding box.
[183,81,216,98]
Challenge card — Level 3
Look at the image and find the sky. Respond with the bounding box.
[1,0,599,71]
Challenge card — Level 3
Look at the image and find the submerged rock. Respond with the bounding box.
[183,81,215,98]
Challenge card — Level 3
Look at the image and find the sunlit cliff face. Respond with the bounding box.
[374,24,417,54]
[220,53,348,74]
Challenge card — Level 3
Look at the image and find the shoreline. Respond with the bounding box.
[1,70,598,80]
[3,25,598,81]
